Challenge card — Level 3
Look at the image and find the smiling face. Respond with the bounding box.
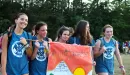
[60,30,70,42]
[37,25,47,38]
[15,14,28,29]
[104,28,113,39]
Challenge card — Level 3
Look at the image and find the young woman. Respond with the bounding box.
[68,20,96,75]
[68,20,95,46]
[29,21,51,75]
[94,24,126,75]
[55,26,70,43]
[1,13,32,75]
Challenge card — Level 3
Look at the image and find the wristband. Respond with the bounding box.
[44,48,49,53]
[24,43,29,49]
[119,66,124,69]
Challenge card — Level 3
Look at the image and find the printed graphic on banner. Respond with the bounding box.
[47,42,93,75]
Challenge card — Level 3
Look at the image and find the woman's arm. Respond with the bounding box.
[115,41,126,75]
[31,41,39,60]
[25,41,33,58]
[20,37,33,58]
[1,34,8,75]
[43,40,49,56]
[93,40,106,58]
[48,38,52,42]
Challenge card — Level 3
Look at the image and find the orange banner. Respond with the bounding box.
[47,42,93,75]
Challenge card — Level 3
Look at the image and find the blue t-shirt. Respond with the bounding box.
[68,37,95,46]
[95,37,116,74]
[29,36,48,75]
[7,31,31,75]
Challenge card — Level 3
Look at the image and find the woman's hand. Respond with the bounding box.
[100,46,106,53]
[120,68,126,75]
[43,41,49,56]
[93,61,96,66]
[35,40,40,48]
[43,41,48,49]
[20,37,27,45]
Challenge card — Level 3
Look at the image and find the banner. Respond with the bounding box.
[47,42,93,75]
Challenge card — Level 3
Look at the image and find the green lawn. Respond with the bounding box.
[0,54,129,75]
[93,54,130,75]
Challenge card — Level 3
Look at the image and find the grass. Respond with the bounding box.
[92,54,130,75]
[0,54,129,75]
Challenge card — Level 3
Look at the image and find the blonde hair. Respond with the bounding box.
[103,24,113,32]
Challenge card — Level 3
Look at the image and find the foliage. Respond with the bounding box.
[0,0,130,42]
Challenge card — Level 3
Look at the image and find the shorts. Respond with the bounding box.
[95,64,114,75]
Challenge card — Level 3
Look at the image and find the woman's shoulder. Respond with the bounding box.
[44,37,52,42]
[69,36,75,40]
[68,36,80,44]
[90,39,95,46]
[94,37,104,46]
[21,31,32,40]
[69,36,79,40]
[68,36,75,44]
[32,36,37,40]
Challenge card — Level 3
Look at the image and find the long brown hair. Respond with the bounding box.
[72,20,92,45]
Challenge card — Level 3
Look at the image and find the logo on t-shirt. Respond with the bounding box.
[103,46,115,59]
[36,46,46,61]
[12,41,25,57]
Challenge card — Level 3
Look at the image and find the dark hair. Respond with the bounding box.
[14,13,27,20]
[31,25,36,36]
[56,26,70,41]
[72,20,92,45]
[7,25,16,36]
[35,21,47,35]
[32,25,36,30]
[69,27,74,36]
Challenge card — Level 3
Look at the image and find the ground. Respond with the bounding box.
[92,54,130,75]
[0,54,129,75]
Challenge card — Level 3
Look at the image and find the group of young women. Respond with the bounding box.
[1,13,126,75]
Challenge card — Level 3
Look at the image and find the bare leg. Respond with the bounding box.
[98,73,109,75]
[23,73,29,75]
